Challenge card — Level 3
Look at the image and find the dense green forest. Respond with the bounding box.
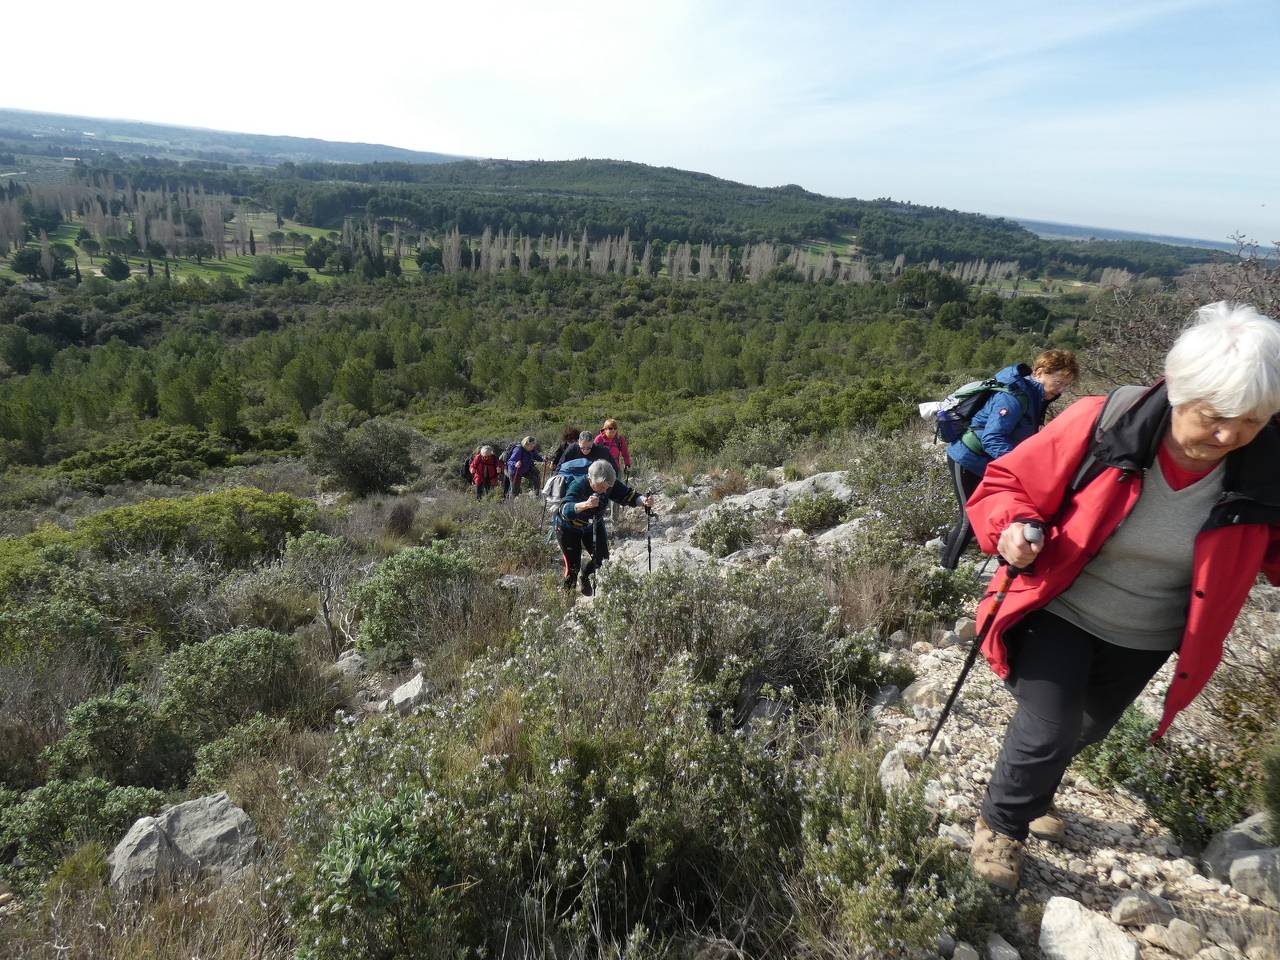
[0,267,1075,490]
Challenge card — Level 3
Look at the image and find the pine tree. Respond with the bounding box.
[249,229,256,256]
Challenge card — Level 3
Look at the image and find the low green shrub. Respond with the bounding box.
[190,714,292,792]
[1262,736,1280,846]
[55,427,231,487]
[0,595,114,664]
[299,788,467,958]
[1077,708,1250,848]
[41,841,111,915]
[454,503,550,575]
[45,684,191,789]
[784,491,846,533]
[744,463,777,489]
[287,564,967,957]
[821,521,982,636]
[846,427,955,543]
[690,504,758,557]
[306,418,420,497]
[795,742,999,954]
[0,778,164,893]
[351,543,485,662]
[74,487,317,565]
[159,628,300,745]
[719,419,789,469]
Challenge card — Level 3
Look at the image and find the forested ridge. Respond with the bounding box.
[64,155,1227,276]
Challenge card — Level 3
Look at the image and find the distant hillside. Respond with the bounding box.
[0,107,1233,277]
[1017,218,1250,254]
[0,107,461,167]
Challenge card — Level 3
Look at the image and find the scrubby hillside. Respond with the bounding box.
[1,414,1277,959]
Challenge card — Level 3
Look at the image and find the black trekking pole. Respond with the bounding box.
[645,499,654,573]
[921,523,1043,764]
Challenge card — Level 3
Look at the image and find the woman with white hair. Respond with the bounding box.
[554,459,654,596]
[964,302,1280,891]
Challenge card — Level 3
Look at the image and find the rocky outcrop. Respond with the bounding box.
[109,792,257,897]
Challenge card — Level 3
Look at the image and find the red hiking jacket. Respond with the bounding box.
[967,384,1280,738]
[469,453,501,487]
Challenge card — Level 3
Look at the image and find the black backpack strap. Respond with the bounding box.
[1069,385,1147,492]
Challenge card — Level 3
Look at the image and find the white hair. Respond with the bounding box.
[1165,301,1280,417]
[480,445,494,456]
[587,460,616,486]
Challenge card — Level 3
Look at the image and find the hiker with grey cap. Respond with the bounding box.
[962,302,1280,892]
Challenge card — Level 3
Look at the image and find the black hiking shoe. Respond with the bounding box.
[579,572,594,597]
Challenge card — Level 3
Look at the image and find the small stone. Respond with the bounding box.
[1110,888,1174,927]
[1132,857,1162,882]
[937,932,956,958]
[1184,873,1220,893]
[1068,858,1089,874]
[888,629,909,647]
[986,931,1020,960]
[933,628,962,648]
[1163,919,1203,958]
[954,617,977,640]
[924,780,947,809]
[1229,849,1280,909]
[902,678,949,710]
[1040,896,1140,960]
[878,748,913,792]
[939,823,972,850]
[1203,814,1271,880]
[389,673,431,714]
[953,943,980,960]
[0,892,14,908]
[1163,859,1198,880]
[1111,868,1132,888]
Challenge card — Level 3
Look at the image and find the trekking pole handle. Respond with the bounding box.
[1007,522,1043,576]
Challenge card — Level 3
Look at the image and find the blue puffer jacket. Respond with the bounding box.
[945,363,1048,476]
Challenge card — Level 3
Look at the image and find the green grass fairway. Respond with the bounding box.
[1,212,418,284]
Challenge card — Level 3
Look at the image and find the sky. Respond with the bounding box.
[5,0,1277,243]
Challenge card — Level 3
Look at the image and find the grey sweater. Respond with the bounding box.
[1046,458,1223,651]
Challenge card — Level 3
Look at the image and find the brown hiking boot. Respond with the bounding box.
[971,817,1024,892]
[1029,809,1067,843]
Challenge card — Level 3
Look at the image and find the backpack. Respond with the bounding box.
[542,456,591,506]
[501,442,521,473]
[920,365,1030,444]
[460,453,475,484]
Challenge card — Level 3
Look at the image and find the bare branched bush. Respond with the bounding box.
[1085,241,1280,391]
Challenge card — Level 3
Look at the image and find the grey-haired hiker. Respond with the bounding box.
[963,302,1280,892]
[554,460,653,596]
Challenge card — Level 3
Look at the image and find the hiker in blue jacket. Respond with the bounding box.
[506,435,545,497]
[555,459,653,596]
[939,350,1078,570]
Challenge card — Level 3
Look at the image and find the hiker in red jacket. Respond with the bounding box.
[964,302,1280,892]
[469,445,503,500]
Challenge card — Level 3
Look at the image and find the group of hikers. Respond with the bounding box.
[928,303,1280,894]
[464,419,653,596]
[457,302,1280,896]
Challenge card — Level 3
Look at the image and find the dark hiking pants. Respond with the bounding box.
[556,526,598,587]
[939,459,982,570]
[980,610,1171,841]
